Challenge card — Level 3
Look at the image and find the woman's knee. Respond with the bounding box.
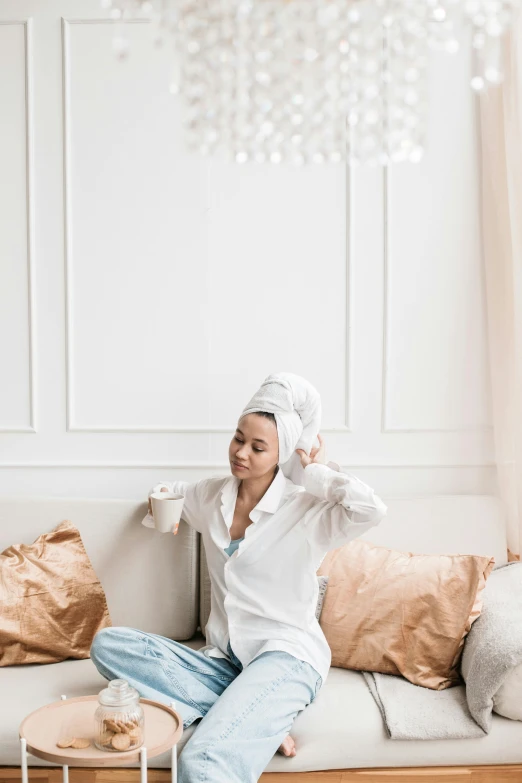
[90,625,141,662]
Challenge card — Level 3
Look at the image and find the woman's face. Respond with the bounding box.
[229,414,279,478]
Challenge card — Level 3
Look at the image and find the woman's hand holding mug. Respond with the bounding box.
[148,486,169,516]
[148,487,183,534]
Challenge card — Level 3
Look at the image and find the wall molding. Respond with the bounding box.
[380,166,493,435]
[0,19,37,434]
[61,18,352,434]
[0,461,496,469]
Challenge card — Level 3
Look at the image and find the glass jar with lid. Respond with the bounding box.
[94,679,144,752]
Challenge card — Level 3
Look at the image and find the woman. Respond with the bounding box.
[90,372,387,782]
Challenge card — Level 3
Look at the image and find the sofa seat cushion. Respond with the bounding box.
[271,666,522,772]
[2,633,522,771]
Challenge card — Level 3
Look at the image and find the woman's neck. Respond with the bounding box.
[237,465,279,507]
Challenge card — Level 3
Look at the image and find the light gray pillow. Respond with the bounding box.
[461,561,522,731]
[315,575,329,620]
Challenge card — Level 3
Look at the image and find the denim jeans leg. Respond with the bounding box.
[90,626,241,730]
[178,650,322,783]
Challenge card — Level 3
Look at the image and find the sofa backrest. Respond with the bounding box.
[198,494,508,636]
[0,493,506,645]
[360,495,507,562]
[0,496,200,640]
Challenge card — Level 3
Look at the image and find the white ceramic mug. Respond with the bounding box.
[150,492,184,534]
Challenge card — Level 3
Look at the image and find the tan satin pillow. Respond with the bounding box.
[317,539,495,690]
[0,520,112,666]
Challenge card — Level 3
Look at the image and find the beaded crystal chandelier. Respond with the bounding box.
[102,0,521,165]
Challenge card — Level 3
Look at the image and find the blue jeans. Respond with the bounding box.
[90,626,323,783]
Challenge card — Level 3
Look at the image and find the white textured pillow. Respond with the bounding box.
[493,663,522,720]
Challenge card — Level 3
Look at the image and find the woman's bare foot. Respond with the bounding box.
[277,734,296,757]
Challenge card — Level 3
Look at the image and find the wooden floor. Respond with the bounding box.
[2,765,522,782]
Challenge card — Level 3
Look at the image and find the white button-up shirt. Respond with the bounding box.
[144,461,387,688]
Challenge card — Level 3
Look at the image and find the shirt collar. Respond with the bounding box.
[220,465,287,529]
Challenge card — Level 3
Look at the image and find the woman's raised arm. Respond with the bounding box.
[299,462,387,554]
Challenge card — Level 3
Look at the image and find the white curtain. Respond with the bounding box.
[477,10,522,560]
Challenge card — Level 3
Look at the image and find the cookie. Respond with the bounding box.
[56,736,75,749]
[104,719,122,733]
[111,732,131,751]
[100,731,115,745]
[129,728,141,739]
[71,738,90,749]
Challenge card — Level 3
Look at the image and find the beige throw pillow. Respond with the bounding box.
[0,520,112,665]
[317,539,494,690]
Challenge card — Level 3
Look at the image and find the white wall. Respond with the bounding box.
[0,0,495,502]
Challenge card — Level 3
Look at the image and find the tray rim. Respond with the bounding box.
[19,695,183,767]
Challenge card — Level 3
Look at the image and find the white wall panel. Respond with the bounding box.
[382,45,492,433]
[63,19,210,431]
[206,163,350,431]
[0,20,35,432]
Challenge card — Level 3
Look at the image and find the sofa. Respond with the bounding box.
[1,492,522,782]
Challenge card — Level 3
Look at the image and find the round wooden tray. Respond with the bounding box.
[19,695,182,767]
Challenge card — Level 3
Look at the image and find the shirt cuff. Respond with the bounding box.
[150,482,171,496]
[303,462,335,500]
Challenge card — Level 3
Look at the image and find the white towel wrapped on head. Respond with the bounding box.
[238,371,322,487]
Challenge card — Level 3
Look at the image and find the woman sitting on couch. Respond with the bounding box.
[90,371,387,783]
